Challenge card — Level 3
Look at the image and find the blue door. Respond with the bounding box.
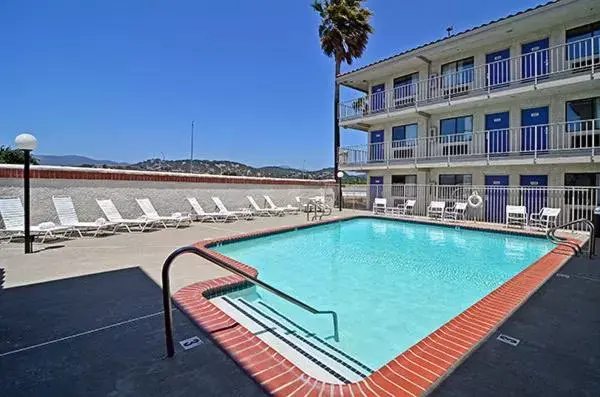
[371,84,385,113]
[521,38,549,80]
[485,112,510,155]
[369,130,385,162]
[485,175,509,223]
[521,106,549,152]
[520,175,548,218]
[486,48,510,87]
[369,176,384,208]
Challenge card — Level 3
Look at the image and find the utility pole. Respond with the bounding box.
[189,120,194,173]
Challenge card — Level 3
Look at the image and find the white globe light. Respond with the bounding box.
[15,133,38,151]
[337,171,344,179]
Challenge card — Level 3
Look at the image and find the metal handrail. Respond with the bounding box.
[162,245,340,357]
[546,219,595,259]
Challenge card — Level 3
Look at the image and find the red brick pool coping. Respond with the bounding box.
[173,215,580,396]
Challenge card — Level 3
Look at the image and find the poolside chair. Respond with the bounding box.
[295,197,310,213]
[529,207,561,231]
[444,202,468,221]
[247,196,284,217]
[52,196,116,237]
[186,197,226,222]
[372,198,387,215]
[264,195,299,214]
[427,201,446,219]
[136,198,192,228]
[0,197,72,243]
[506,205,527,228]
[96,199,156,232]
[211,197,254,220]
[392,199,416,217]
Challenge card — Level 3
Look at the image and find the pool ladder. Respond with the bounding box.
[161,245,340,357]
[546,219,595,259]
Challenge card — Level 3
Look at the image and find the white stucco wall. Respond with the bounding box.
[0,167,334,225]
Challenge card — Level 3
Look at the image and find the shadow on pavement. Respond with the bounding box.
[0,267,266,397]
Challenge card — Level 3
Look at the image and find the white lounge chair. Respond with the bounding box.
[136,198,192,228]
[506,205,527,228]
[388,199,416,217]
[52,196,116,237]
[444,202,468,221]
[211,197,254,220]
[296,197,310,213]
[264,195,299,214]
[0,197,72,243]
[247,196,284,217]
[529,207,561,231]
[96,199,156,232]
[373,198,387,215]
[187,198,224,222]
[427,201,446,219]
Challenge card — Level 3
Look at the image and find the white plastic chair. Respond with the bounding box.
[373,198,387,215]
[52,196,116,237]
[0,197,72,243]
[506,205,527,228]
[211,197,254,220]
[529,207,561,230]
[187,197,226,222]
[96,199,155,232]
[264,195,299,214]
[444,202,468,221]
[427,201,446,219]
[247,196,284,217]
[136,198,192,228]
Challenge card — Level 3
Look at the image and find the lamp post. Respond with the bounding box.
[337,171,344,212]
[15,133,37,254]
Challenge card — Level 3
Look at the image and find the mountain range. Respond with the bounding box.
[35,155,366,183]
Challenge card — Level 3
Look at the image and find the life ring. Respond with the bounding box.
[468,192,483,208]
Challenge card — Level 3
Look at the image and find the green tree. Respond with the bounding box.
[0,145,39,164]
[312,0,373,181]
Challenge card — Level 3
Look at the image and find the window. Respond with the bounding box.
[392,175,417,184]
[393,73,418,106]
[391,175,417,197]
[439,174,472,185]
[440,116,473,142]
[564,173,600,205]
[565,98,600,147]
[441,57,474,89]
[392,124,418,142]
[566,21,600,61]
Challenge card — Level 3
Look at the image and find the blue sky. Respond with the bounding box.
[0,0,543,169]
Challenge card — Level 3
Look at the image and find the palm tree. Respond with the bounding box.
[312,0,373,180]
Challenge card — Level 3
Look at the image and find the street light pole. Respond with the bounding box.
[337,171,344,212]
[15,133,38,254]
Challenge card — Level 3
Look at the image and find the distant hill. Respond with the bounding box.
[36,155,125,167]
[35,155,366,183]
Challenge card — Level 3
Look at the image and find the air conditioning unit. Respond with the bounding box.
[429,126,437,136]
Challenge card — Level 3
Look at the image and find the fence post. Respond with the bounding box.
[486,130,490,163]
[486,64,491,96]
[534,126,538,162]
[534,51,538,87]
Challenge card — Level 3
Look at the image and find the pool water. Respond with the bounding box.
[214,218,554,370]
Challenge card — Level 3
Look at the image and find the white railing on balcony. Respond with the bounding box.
[341,184,599,232]
[340,37,599,121]
[338,119,600,166]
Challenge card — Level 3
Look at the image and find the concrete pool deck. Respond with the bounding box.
[0,210,598,396]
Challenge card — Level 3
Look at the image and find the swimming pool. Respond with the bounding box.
[213,217,555,370]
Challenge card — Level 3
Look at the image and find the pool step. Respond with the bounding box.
[211,295,372,384]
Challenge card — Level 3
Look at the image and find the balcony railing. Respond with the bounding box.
[339,119,600,166]
[340,37,599,121]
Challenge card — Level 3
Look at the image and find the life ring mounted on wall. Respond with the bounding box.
[468,191,483,208]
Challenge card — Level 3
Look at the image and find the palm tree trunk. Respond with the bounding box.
[333,59,341,181]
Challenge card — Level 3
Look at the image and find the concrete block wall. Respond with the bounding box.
[0,165,334,225]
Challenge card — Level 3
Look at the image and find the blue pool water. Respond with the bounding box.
[214,218,554,369]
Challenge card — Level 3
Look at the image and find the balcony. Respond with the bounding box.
[339,119,600,169]
[340,37,600,124]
